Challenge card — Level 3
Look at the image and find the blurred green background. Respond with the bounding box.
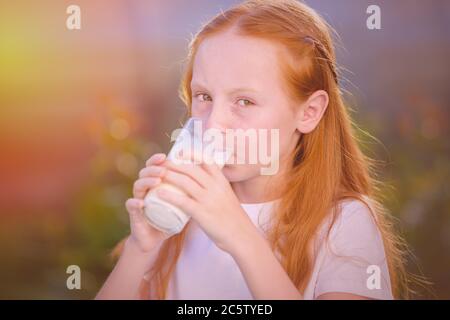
[0,0,448,299]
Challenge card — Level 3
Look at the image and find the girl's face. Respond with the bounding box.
[190,29,302,182]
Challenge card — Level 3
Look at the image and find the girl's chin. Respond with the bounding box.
[221,165,239,181]
[222,164,233,174]
[221,164,255,183]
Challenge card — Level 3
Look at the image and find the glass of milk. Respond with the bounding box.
[143,117,232,236]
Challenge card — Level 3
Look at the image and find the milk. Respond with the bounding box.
[143,182,190,235]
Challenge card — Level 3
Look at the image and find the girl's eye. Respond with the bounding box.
[197,93,212,102]
[237,99,254,107]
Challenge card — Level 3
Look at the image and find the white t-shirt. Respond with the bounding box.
[165,198,393,300]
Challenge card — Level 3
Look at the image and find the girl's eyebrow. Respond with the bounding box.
[191,82,259,95]
[190,81,207,90]
[227,87,259,95]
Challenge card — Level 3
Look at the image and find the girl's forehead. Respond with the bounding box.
[193,32,285,90]
[196,30,282,65]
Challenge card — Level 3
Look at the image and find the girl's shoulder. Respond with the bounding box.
[312,196,394,299]
[316,195,383,249]
[335,195,378,227]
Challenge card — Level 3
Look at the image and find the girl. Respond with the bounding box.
[96,0,409,300]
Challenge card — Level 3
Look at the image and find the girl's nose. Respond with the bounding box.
[204,102,228,133]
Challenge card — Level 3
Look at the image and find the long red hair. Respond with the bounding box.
[112,0,412,299]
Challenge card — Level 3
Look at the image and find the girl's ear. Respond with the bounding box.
[295,90,329,134]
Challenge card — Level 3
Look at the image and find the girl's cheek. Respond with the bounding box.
[191,102,210,118]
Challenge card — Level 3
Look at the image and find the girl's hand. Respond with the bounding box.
[156,159,262,255]
[125,153,169,253]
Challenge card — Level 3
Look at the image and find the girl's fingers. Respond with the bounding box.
[145,153,167,167]
[157,189,200,220]
[133,177,162,199]
[201,162,228,183]
[139,165,166,179]
[163,160,212,189]
[125,198,145,220]
[163,169,205,200]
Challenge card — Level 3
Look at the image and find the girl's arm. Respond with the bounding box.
[96,153,169,300]
[95,237,160,300]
